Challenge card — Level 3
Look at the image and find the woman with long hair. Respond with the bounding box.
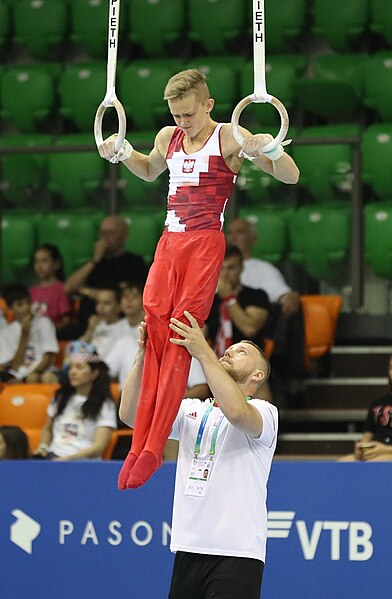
[34,341,117,460]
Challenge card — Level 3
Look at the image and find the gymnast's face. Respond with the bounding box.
[168,92,213,138]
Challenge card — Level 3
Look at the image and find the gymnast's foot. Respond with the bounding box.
[118,451,138,490]
[126,451,159,489]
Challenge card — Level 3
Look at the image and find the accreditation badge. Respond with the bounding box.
[185,458,212,497]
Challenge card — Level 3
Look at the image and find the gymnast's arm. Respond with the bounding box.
[118,322,146,428]
[98,128,171,182]
[222,124,300,185]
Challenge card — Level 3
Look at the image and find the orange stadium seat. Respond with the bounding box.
[0,384,59,453]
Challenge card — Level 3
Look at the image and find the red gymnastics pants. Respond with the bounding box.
[129,229,225,463]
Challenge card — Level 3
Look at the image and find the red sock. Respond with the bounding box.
[126,451,160,489]
[118,452,138,490]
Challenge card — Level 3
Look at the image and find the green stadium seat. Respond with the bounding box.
[236,158,284,205]
[119,167,167,210]
[236,207,288,264]
[263,0,307,53]
[0,2,10,49]
[0,66,55,133]
[70,0,127,59]
[361,123,392,200]
[293,124,361,203]
[294,54,366,122]
[59,61,107,132]
[37,213,96,277]
[127,0,185,57]
[363,52,392,122]
[185,59,238,122]
[312,0,368,52]
[289,205,351,284]
[0,134,52,205]
[239,57,299,128]
[370,1,392,47]
[188,0,245,56]
[120,211,160,263]
[47,133,105,207]
[13,0,68,60]
[118,62,172,130]
[365,202,392,279]
[1,215,36,284]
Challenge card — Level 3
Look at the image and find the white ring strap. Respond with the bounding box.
[231,0,290,152]
[94,0,126,159]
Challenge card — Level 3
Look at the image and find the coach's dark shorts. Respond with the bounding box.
[168,551,264,599]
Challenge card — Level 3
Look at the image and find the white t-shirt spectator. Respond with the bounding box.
[89,320,125,359]
[0,315,59,379]
[241,258,291,303]
[106,336,207,390]
[47,394,117,458]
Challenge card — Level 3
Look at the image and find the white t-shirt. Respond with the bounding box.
[116,318,141,343]
[169,398,278,562]
[105,336,139,388]
[47,393,117,458]
[90,320,125,359]
[106,336,207,390]
[241,258,291,303]
[0,315,59,379]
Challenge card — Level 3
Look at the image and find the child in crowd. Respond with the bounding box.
[34,341,117,460]
[117,282,146,342]
[0,426,29,459]
[29,244,72,332]
[0,284,59,383]
[80,287,123,359]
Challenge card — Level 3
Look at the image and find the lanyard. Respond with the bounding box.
[194,397,253,458]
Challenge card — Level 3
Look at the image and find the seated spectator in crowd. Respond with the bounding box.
[0,284,58,383]
[34,341,117,461]
[227,218,306,399]
[340,355,392,462]
[227,218,300,315]
[0,302,7,330]
[64,215,147,335]
[80,287,123,359]
[205,245,271,400]
[29,244,72,333]
[0,426,29,459]
[117,282,146,342]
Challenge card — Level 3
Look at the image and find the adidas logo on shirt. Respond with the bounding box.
[186,412,198,420]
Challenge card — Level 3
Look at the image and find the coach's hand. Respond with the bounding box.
[169,311,209,361]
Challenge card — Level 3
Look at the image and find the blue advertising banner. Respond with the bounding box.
[0,461,390,599]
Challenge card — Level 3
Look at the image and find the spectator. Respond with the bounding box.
[80,287,123,359]
[64,215,147,334]
[34,341,117,461]
[117,282,146,342]
[0,426,29,459]
[206,245,270,355]
[30,244,72,332]
[339,355,392,462]
[0,284,58,383]
[227,218,306,399]
[227,218,300,315]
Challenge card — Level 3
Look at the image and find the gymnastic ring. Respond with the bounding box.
[231,94,289,154]
[94,98,127,155]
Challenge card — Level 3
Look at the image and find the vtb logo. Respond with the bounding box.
[267,511,374,561]
[10,509,41,554]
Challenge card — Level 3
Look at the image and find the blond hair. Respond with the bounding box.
[163,69,210,104]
